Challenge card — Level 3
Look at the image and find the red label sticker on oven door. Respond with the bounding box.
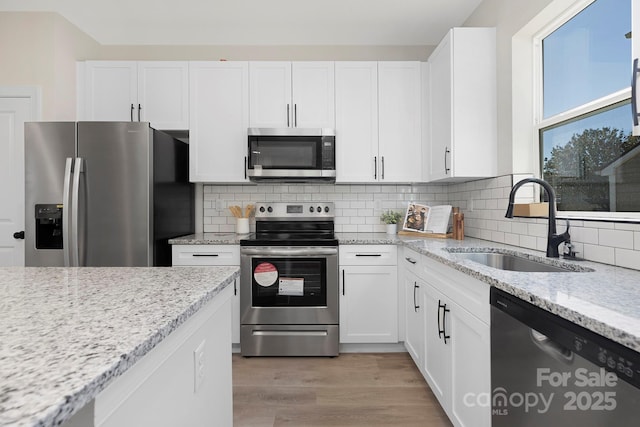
[254,262,278,287]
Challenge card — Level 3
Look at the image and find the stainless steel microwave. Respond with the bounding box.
[246,128,336,182]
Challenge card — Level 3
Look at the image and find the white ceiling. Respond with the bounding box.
[0,0,483,46]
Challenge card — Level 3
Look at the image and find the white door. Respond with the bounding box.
[189,61,249,182]
[84,61,138,122]
[137,61,190,130]
[0,97,31,266]
[422,282,452,411]
[428,36,453,181]
[335,62,379,183]
[449,304,491,427]
[249,62,292,128]
[339,265,398,343]
[291,62,335,128]
[404,272,424,367]
[377,62,422,182]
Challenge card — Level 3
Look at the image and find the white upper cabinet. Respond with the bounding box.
[336,61,422,183]
[82,61,137,122]
[81,61,189,130]
[189,61,249,183]
[335,62,379,182]
[377,61,422,183]
[249,61,335,128]
[428,28,497,182]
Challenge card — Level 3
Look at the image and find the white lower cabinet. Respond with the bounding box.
[94,285,233,427]
[419,255,491,427]
[402,249,424,366]
[172,245,240,345]
[339,245,398,343]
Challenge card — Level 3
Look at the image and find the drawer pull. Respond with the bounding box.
[405,257,417,264]
[192,254,220,257]
[355,254,382,257]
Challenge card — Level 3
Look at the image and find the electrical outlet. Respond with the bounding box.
[468,199,474,212]
[215,199,224,211]
[194,340,206,393]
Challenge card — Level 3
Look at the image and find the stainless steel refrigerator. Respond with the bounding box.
[24,121,194,267]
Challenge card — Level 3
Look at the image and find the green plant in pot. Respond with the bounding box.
[380,210,403,234]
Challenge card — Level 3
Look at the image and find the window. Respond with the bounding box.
[538,0,639,214]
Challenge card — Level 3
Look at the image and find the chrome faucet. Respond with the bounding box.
[505,178,570,258]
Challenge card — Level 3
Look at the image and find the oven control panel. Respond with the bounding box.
[255,202,334,219]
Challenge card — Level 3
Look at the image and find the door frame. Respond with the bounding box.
[0,86,41,266]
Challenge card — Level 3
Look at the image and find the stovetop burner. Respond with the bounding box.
[240,202,337,247]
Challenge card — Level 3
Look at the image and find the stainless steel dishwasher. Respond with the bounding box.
[491,287,640,426]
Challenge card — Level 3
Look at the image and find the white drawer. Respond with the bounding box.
[421,254,490,324]
[172,245,240,266]
[339,245,397,266]
[400,247,421,276]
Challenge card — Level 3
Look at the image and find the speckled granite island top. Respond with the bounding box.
[0,266,239,427]
[339,233,640,354]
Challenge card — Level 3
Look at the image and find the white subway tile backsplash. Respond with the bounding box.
[598,229,634,249]
[615,248,640,270]
[200,176,640,270]
[583,244,615,265]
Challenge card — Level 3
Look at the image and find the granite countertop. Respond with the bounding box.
[0,266,239,427]
[395,236,640,354]
[169,232,640,354]
[169,232,248,245]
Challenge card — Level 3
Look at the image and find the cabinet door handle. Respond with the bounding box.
[137,104,141,122]
[374,156,377,180]
[413,282,420,312]
[342,269,345,296]
[130,104,134,122]
[444,147,451,174]
[287,104,290,127]
[633,58,640,126]
[355,254,382,257]
[438,300,451,344]
[405,257,417,264]
[234,278,237,296]
[192,253,219,257]
[294,104,297,127]
[381,156,385,180]
[244,156,247,180]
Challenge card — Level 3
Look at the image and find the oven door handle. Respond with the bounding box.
[241,247,338,256]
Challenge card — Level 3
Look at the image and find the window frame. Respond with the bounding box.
[533,0,639,221]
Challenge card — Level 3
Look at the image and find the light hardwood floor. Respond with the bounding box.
[233,352,453,427]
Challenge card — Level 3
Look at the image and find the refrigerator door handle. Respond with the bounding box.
[62,158,74,267]
[70,157,84,266]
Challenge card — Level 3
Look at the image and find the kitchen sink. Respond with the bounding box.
[447,249,594,273]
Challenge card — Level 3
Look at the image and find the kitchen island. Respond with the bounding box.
[0,266,239,427]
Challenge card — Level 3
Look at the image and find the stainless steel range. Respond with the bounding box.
[240,202,339,356]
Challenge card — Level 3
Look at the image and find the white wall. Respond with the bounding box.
[0,12,100,120]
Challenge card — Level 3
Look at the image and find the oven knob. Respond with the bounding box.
[324,206,330,213]
[317,206,322,213]
[309,206,314,213]
[267,206,273,213]
[259,206,265,213]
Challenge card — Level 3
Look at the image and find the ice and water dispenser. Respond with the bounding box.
[34,204,63,249]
